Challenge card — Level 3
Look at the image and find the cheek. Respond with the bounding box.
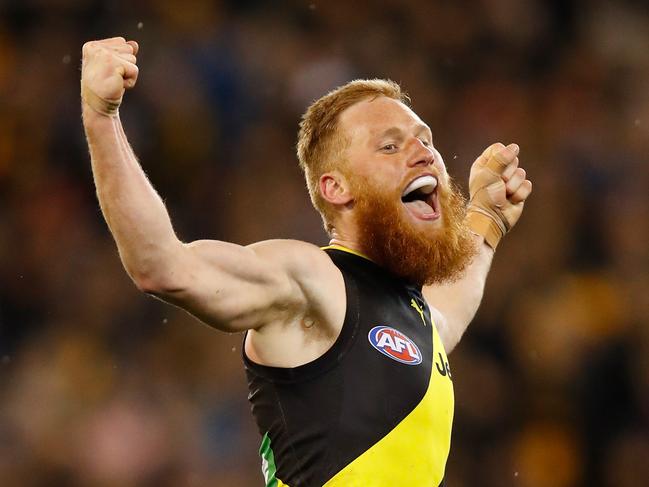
[440,171,450,187]
[431,150,451,188]
[343,152,375,181]
[351,172,402,205]
[374,170,403,199]
[357,164,394,188]
[432,148,447,172]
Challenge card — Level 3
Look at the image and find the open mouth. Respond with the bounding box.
[401,175,441,221]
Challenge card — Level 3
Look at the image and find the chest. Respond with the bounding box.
[338,280,451,421]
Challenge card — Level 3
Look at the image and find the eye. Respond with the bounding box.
[419,138,432,147]
[381,143,398,152]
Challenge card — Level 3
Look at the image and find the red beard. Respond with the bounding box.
[349,175,476,287]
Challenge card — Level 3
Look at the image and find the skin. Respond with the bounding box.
[321,96,447,234]
[318,96,530,351]
[81,37,532,368]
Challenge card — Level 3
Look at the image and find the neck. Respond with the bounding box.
[324,241,372,262]
[328,226,363,254]
[327,225,375,261]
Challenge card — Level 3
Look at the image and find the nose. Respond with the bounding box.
[407,138,435,168]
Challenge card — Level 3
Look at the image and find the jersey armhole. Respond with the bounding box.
[242,263,360,384]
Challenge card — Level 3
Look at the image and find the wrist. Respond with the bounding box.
[82,102,121,137]
[80,81,121,118]
[465,208,505,250]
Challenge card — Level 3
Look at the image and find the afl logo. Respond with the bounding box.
[368,326,422,365]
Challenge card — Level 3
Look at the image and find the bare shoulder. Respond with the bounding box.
[246,238,344,314]
[247,238,334,265]
[249,239,345,319]
[245,239,347,367]
[247,239,343,289]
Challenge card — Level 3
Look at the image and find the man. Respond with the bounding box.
[81,37,532,487]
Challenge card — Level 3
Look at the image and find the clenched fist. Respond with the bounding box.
[81,37,139,117]
[465,143,533,249]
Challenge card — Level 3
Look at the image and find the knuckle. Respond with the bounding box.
[82,40,97,55]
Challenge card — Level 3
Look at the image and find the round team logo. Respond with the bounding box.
[368,326,422,365]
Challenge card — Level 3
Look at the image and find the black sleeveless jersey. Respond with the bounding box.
[243,245,454,487]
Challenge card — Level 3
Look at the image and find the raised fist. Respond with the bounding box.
[81,37,139,117]
[465,143,533,249]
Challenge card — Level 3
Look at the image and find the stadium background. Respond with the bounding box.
[1,0,648,485]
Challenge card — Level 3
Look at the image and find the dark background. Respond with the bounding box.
[1,1,648,485]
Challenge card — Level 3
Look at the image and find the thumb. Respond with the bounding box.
[474,142,505,168]
[485,143,519,175]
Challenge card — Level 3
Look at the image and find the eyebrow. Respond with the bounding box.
[377,127,405,140]
[377,124,433,141]
[414,123,433,140]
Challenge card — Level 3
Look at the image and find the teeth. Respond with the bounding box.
[402,175,438,197]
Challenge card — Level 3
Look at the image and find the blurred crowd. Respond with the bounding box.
[1,0,648,486]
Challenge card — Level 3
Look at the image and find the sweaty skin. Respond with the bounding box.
[81,37,532,367]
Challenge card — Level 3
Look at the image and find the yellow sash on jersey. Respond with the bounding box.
[323,319,454,486]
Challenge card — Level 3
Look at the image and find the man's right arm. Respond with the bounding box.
[81,38,325,334]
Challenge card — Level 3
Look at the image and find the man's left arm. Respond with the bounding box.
[424,142,532,353]
[423,236,492,353]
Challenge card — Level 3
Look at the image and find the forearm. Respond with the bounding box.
[424,235,494,351]
[83,105,180,286]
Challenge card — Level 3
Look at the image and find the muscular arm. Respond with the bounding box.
[423,235,493,353]
[80,37,316,334]
[85,107,306,331]
[84,107,177,290]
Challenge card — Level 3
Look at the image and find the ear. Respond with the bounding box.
[319,171,353,206]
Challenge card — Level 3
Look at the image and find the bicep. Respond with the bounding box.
[149,239,305,332]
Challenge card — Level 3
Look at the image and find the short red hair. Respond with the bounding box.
[296,79,409,234]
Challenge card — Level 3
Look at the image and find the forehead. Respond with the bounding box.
[338,96,427,141]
